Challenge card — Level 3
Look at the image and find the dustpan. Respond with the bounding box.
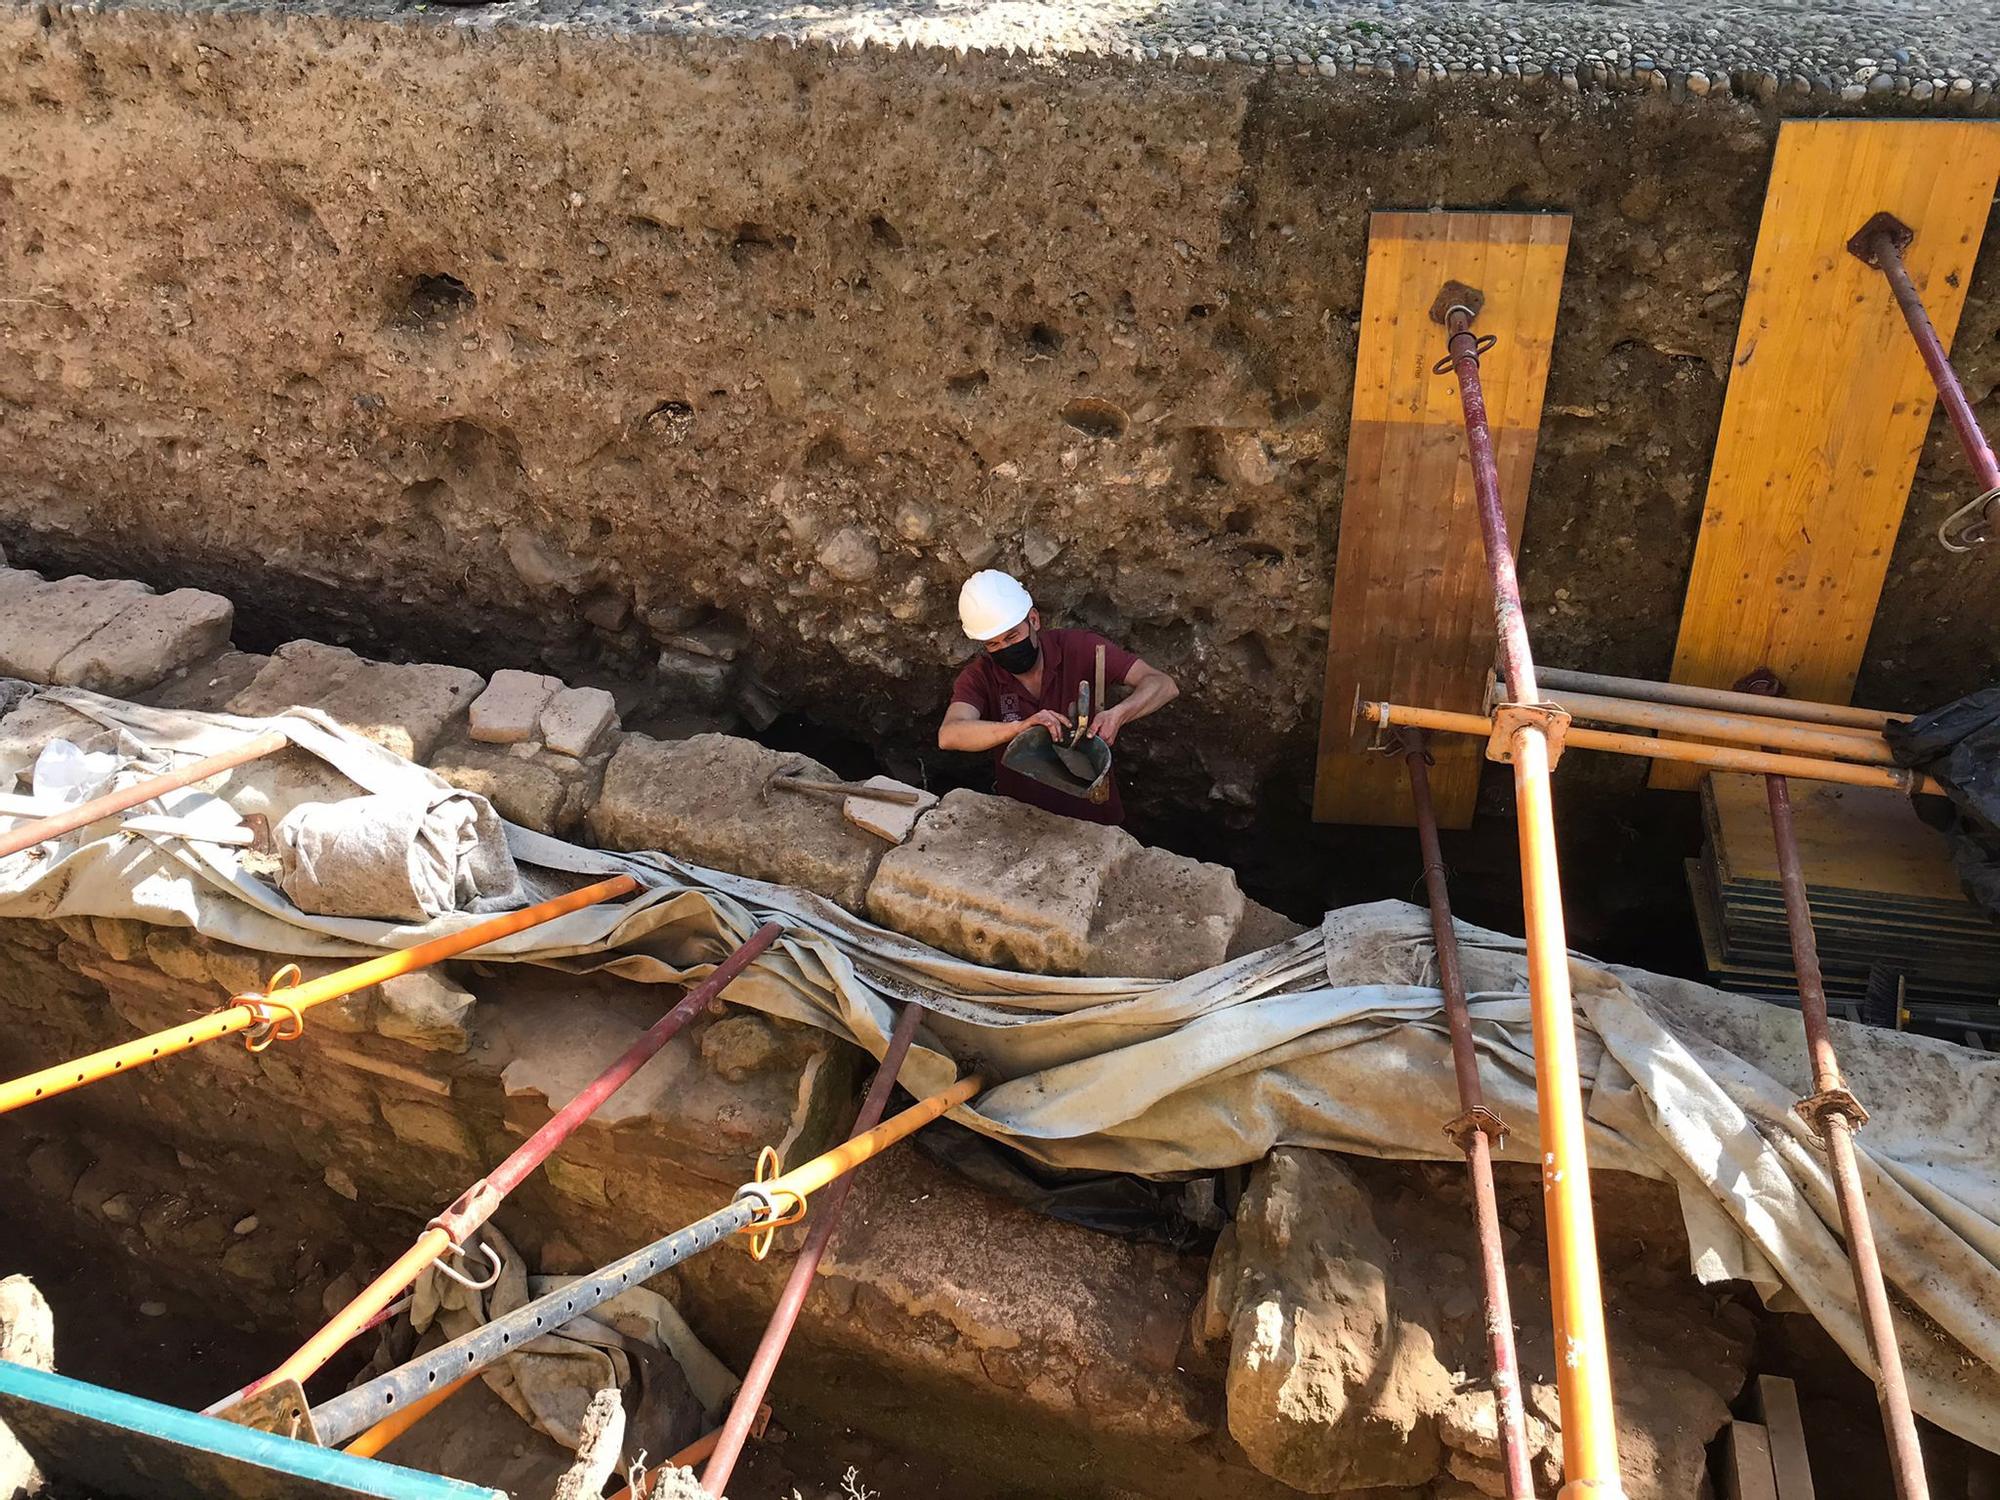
[1001,726,1113,804]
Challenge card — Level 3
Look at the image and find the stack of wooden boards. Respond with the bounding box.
[1686,773,2000,1040]
[1720,1376,1816,1500]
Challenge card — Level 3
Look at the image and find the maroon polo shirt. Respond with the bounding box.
[950,627,1139,826]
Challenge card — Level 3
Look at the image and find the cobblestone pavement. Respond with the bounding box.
[91,0,2000,109]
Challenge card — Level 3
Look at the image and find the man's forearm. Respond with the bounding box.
[1112,674,1177,728]
[939,717,1022,752]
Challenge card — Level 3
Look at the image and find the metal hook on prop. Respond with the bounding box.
[1938,485,1999,553]
[433,1238,504,1293]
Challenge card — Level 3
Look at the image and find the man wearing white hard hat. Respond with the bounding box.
[938,569,1178,826]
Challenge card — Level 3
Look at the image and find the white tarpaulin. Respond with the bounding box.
[3,687,1998,1453]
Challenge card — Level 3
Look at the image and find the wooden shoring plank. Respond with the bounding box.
[1654,119,2000,789]
[1722,1421,1782,1500]
[1314,209,1570,825]
[1754,1375,1818,1500]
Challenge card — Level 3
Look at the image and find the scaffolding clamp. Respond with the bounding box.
[732,1146,808,1261]
[1486,702,1571,768]
[217,1377,323,1445]
[1443,1103,1509,1152]
[235,964,307,1052]
[1793,1085,1871,1148]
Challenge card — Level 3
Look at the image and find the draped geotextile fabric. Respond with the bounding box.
[4,687,1999,1453]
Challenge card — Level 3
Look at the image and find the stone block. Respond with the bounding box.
[379,1097,479,1157]
[842,775,936,845]
[429,739,570,834]
[1206,1149,1451,1492]
[52,587,235,696]
[698,1013,781,1083]
[1228,899,1311,960]
[540,685,618,757]
[588,733,883,910]
[866,789,1129,973]
[1084,844,1246,979]
[468,669,562,744]
[144,931,212,983]
[373,969,476,1053]
[134,650,272,712]
[228,641,483,761]
[543,1157,610,1209]
[0,571,148,682]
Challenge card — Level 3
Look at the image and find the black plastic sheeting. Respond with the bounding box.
[1886,685,2000,917]
[913,1116,1233,1251]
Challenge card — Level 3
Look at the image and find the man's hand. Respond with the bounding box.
[1091,705,1126,747]
[1018,709,1070,739]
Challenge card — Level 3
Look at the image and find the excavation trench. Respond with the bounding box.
[0,580,1989,1500]
[4,3,2000,1495]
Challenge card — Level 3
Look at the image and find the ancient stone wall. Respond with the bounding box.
[3,2,1997,839]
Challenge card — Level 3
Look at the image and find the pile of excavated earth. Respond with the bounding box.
[0,559,1773,1498]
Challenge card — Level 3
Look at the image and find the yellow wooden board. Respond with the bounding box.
[1314,210,1570,826]
[1654,119,2000,790]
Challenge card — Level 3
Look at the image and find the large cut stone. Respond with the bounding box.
[588,733,883,910]
[0,570,147,682]
[1084,843,1246,979]
[1228,898,1311,959]
[539,685,618,758]
[866,789,1129,973]
[0,570,226,695]
[468,669,562,744]
[429,737,602,836]
[52,586,235,696]
[1202,1148,1452,1491]
[134,650,272,712]
[228,641,483,761]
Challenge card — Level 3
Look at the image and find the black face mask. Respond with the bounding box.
[990,634,1039,674]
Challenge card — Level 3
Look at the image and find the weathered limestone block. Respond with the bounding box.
[228,640,483,761]
[588,733,882,910]
[867,790,1251,978]
[53,587,235,697]
[698,1013,781,1082]
[867,789,1128,973]
[1435,1389,1559,1498]
[1201,1147,1451,1492]
[0,570,148,681]
[1084,843,1246,979]
[485,967,855,1194]
[815,1147,1211,1445]
[540,685,618,757]
[428,737,601,836]
[1228,899,1311,959]
[468,669,563,744]
[134,649,273,712]
[373,968,476,1053]
[380,1097,480,1158]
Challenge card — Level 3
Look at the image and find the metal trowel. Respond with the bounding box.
[1051,681,1099,782]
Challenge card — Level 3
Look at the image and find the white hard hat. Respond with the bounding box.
[957,569,1033,641]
